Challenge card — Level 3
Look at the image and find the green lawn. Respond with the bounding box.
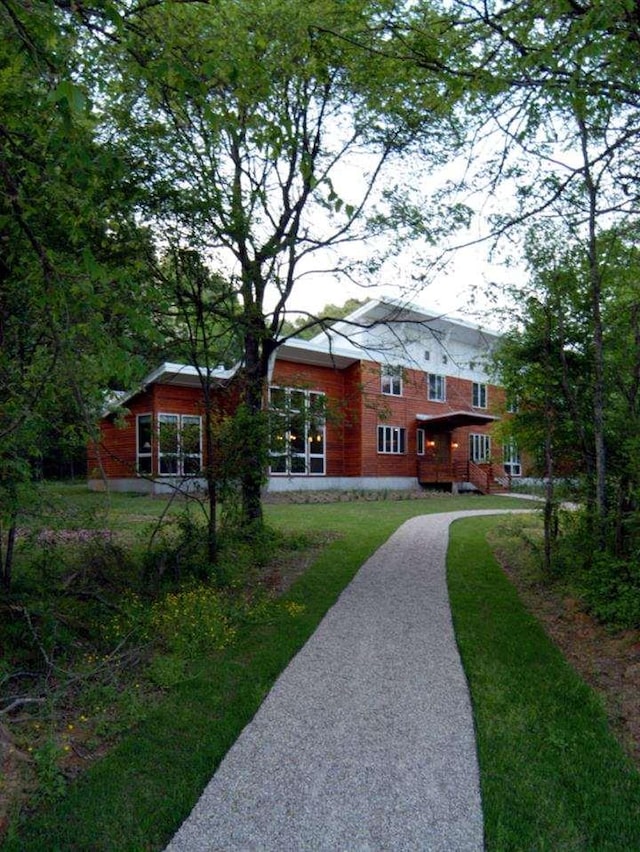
[448,515,640,850]
[7,492,639,850]
[5,491,521,850]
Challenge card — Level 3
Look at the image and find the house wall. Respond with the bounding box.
[88,385,206,485]
[90,348,515,494]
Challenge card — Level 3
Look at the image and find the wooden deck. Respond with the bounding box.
[417,459,510,494]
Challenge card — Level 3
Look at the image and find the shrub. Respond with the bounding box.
[581,551,640,629]
[149,587,237,658]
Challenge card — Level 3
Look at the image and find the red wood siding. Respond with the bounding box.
[91,357,513,484]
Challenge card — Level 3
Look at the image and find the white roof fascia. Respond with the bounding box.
[101,362,238,417]
[309,297,503,345]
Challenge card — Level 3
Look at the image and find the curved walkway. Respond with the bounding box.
[166,509,530,852]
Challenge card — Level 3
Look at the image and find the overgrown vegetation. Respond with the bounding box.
[0,484,320,837]
[490,509,640,632]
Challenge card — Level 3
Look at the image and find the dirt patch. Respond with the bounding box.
[492,544,640,770]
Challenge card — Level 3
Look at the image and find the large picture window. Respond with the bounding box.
[158,414,202,476]
[427,373,446,402]
[269,387,325,476]
[377,425,406,454]
[469,433,491,464]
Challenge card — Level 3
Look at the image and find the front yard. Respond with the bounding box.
[2,485,639,849]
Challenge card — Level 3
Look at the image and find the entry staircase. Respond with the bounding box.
[416,459,511,494]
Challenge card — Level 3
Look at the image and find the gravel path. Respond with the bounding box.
[166,509,529,852]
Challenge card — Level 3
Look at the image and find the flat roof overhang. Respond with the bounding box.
[275,339,360,370]
[416,411,500,431]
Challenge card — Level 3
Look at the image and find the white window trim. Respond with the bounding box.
[428,373,446,402]
[381,366,403,397]
[377,425,406,455]
[157,413,203,477]
[136,413,153,475]
[469,433,491,464]
[416,428,425,456]
[472,382,488,409]
[268,387,326,476]
[503,441,522,476]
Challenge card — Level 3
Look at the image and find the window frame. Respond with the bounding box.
[427,373,446,402]
[472,382,488,409]
[416,428,425,456]
[268,386,326,476]
[136,413,153,475]
[377,425,406,455]
[381,365,403,397]
[469,433,491,464]
[157,413,203,477]
[503,441,522,476]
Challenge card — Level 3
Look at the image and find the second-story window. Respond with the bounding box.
[472,382,487,408]
[427,373,446,402]
[381,366,403,396]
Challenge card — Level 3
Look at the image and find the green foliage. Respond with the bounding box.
[582,552,640,630]
[32,740,66,804]
[149,587,237,658]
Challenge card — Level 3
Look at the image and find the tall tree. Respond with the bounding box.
[0,2,153,589]
[97,0,459,525]
[396,1,640,533]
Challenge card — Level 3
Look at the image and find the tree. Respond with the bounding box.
[147,249,242,564]
[494,227,640,570]
[0,2,153,590]
[390,2,640,541]
[95,0,459,526]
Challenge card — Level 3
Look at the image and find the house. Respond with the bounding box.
[87,299,522,494]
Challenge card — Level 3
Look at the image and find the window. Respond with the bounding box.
[503,441,522,476]
[469,433,491,463]
[377,425,406,454]
[137,414,152,474]
[416,429,425,456]
[269,387,325,476]
[427,373,446,402]
[472,382,487,408]
[158,414,202,476]
[506,395,519,413]
[381,366,403,396]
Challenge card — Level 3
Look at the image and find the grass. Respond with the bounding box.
[9,489,639,850]
[4,490,524,850]
[447,515,640,851]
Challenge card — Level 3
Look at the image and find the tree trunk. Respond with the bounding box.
[241,326,266,527]
[1,518,17,592]
[543,302,556,575]
[577,113,607,540]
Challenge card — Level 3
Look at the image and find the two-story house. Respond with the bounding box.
[87,299,521,494]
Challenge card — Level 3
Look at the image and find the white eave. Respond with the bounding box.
[275,338,361,369]
[101,362,238,417]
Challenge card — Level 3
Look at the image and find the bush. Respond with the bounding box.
[150,586,237,657]
[581,551,640,629]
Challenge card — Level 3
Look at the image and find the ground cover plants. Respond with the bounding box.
[448,515,640,850]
